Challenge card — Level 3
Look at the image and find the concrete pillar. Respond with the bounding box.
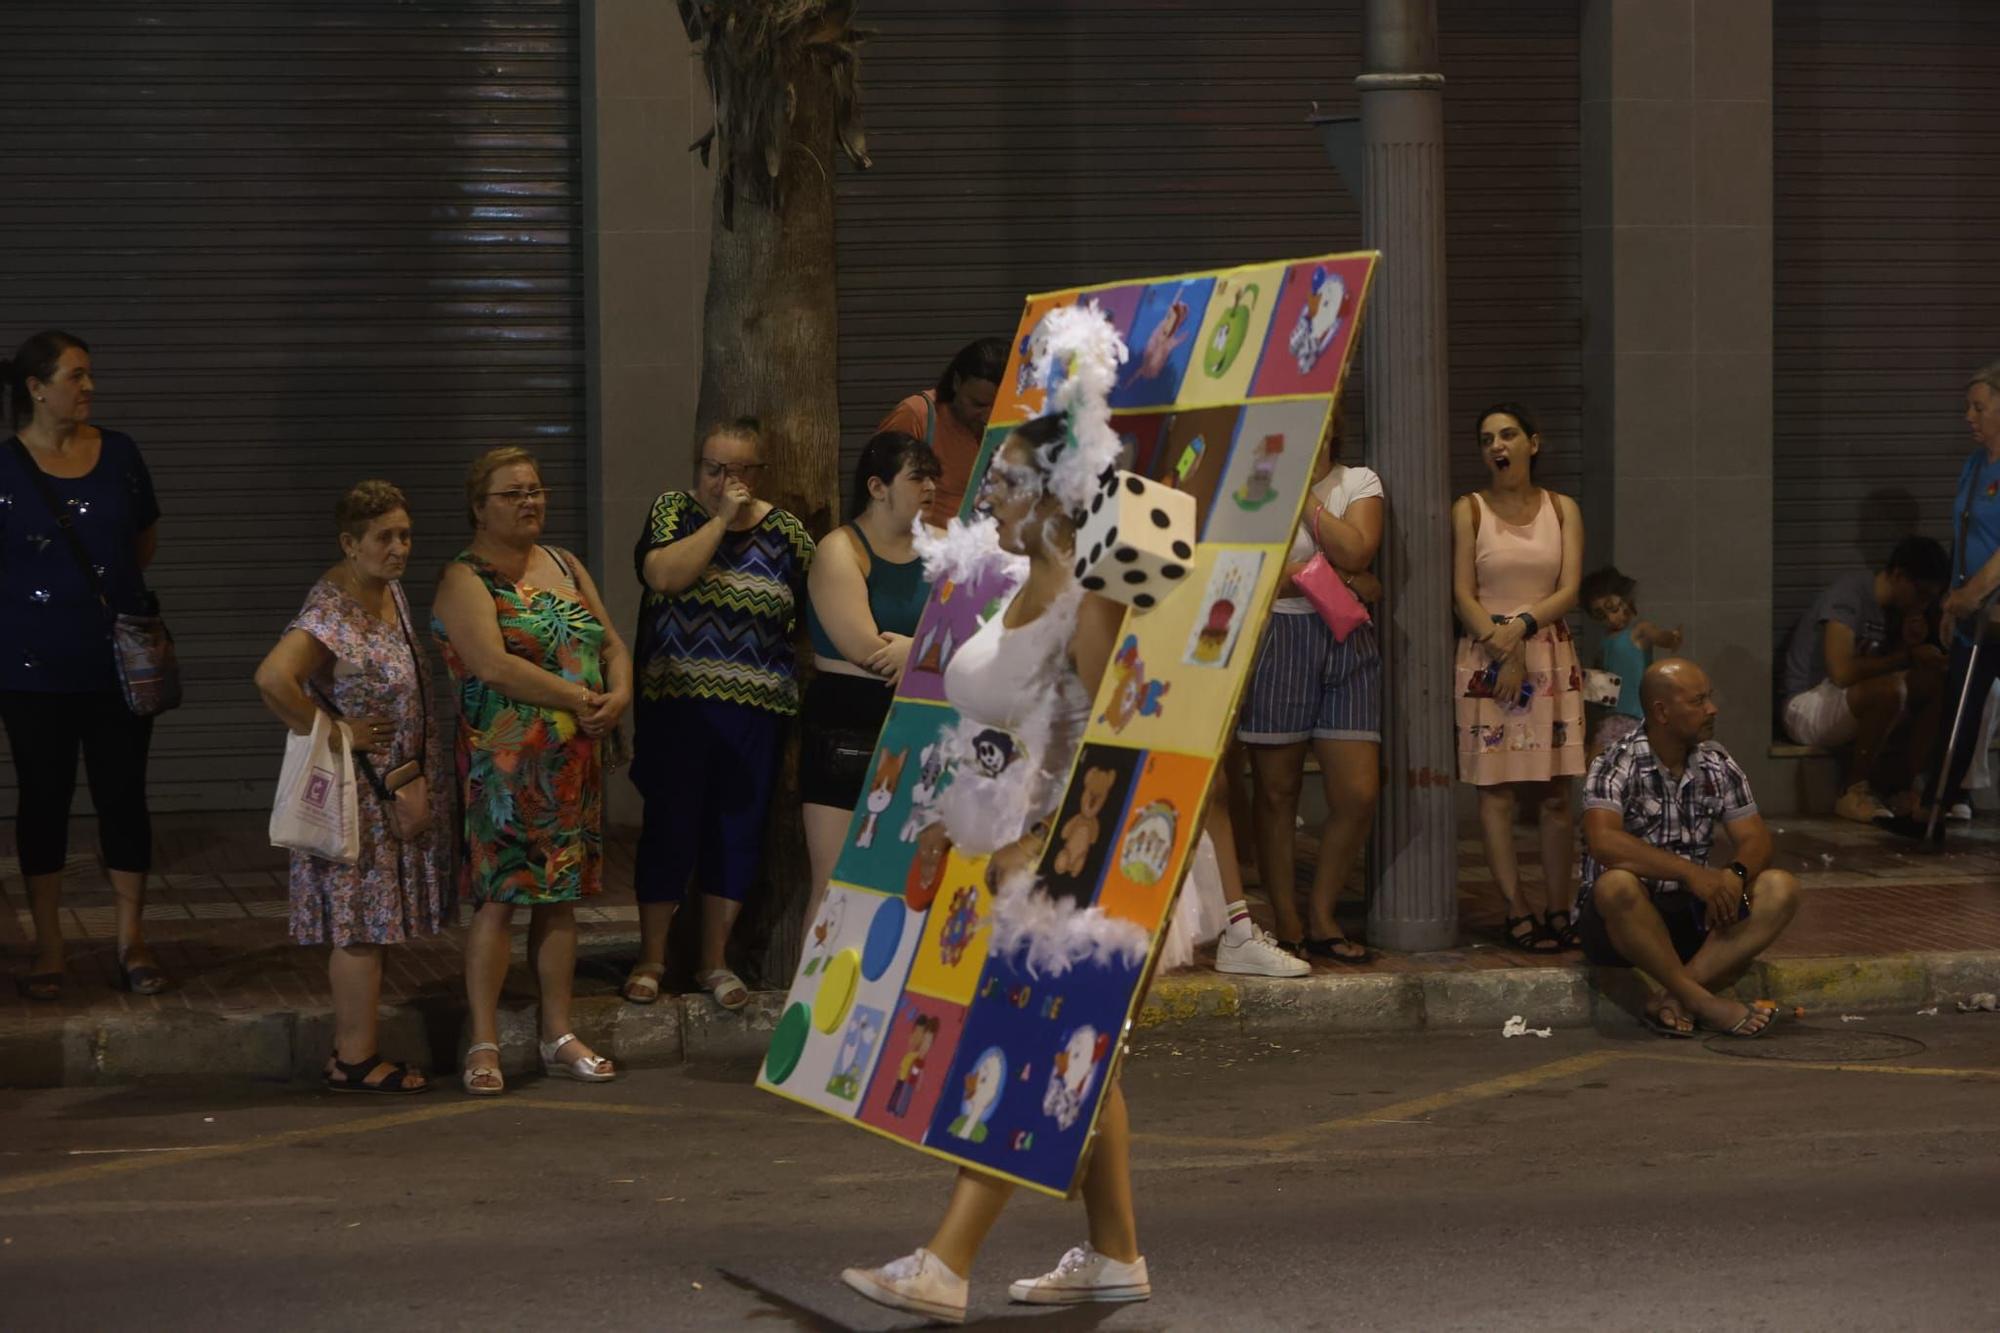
[582,0,712,823]
[1361,0,1459,953]
[1580,0,1776,797]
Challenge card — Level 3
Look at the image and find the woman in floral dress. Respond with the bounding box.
[1450,403,1586,953]
[432,447,632,1095]
[255,480,451,1093]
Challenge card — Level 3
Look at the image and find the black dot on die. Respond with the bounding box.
[1074,558,1088,578]
[1082,576,1105,591]
[1123,570,1148,585]
[1089,542,1103,565]
[1099,465,1118,485]
[1105,525,1118,545]
[1161,563,1185,579]
[1115,546,1138,563]
[1090,491,1105,514]
[1172,539,1193,559]
[1150,507,1171,529]
[1124,476,1146,496]
[1133,593,1156,609]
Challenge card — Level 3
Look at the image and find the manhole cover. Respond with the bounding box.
[1703,1023,1926,1062]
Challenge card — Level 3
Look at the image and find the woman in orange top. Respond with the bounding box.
[876,337,1007,525]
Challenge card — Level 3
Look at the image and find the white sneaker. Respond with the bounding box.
[1214,926,1310,978]
[1948,802,1974,822]
[1009,1244,1151,1305]
[841,1247,968,1323]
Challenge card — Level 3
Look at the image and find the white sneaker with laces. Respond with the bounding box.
[1214,926,1310,978]
[1009,1244,1151,1305]
[841,1247,968,1323]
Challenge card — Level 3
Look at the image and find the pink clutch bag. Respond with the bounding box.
[1294,552,1371,642]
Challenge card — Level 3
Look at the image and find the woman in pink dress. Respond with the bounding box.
[1451,404,1586,952]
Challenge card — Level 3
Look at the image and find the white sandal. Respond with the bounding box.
[461,1041,505,1097]
[540,1032,616,1082]
[621,962,665,1005]
[695,968,749,1012]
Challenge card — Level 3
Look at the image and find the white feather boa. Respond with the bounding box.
[988,865,1153,980]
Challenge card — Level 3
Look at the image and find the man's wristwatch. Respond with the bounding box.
[1727,861,1749,884]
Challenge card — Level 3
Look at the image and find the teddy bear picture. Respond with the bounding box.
[1052,765,1117,877]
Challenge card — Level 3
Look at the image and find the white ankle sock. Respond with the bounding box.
[1223,900,1255,944]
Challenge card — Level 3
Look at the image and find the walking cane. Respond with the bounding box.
[1925,592,1999,843]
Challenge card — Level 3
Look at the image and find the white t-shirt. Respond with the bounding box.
[1271,463,1384,614]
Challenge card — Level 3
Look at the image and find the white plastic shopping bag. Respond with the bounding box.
[269,709,359,864]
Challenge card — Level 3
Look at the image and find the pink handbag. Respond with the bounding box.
[1293,500,1373,642]
[1294,553,1371,641]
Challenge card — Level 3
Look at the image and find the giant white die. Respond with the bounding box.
[1072,468,1197,610]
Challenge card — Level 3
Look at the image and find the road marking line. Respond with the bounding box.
[506,1096,822,1124]
[1635,1052,2000,1079]
[1136,1051,1626,1153]
[0,1100,491,1199]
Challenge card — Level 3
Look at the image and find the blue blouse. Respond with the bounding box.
[0,430,162,693]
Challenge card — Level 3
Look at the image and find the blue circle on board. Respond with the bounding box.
[862,896,908,981]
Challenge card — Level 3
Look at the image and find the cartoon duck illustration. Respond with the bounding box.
[1041,1025,1110,1131]
[947,1046,1008,1143]
[1289,265,1348,375]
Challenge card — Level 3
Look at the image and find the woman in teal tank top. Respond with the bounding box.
[800,431,941,924]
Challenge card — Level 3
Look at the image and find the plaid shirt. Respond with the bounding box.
[1575,727,1758,913]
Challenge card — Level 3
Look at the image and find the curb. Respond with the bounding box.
[3,951,1995,1088]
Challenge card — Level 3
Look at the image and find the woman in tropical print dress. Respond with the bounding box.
[433,447,633,1096]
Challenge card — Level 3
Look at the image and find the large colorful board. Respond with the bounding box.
[758,252,1377,1196]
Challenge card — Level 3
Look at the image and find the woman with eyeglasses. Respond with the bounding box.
[625,417,815,1011]
[433,446,631,1094]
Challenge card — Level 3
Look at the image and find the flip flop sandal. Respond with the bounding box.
[1699,1000,1779,1039]
[117,960,170,995]
[1641,1009,1697,1039]
[696,968,750,1012]
[17,971,63,1003]
[622,963,666,1006]
[1303,936,1373,964]
[324,1054,429,1095]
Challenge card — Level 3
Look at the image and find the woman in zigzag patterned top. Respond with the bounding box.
[627,416,816,1013]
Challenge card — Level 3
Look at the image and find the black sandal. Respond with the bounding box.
[1303,935,1373,964]
[1503,913,1560,953]
[323,1054,429,1095]
[17,971,63,1003]
[1543,909,1581,951]
[116,955,170,996]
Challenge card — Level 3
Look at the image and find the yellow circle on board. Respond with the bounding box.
[813,948,860,1034]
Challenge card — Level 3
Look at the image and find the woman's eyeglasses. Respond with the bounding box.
[487,487,549,505]
[699,460,768,481]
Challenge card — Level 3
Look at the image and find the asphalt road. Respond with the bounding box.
[4,1016,1999,1330]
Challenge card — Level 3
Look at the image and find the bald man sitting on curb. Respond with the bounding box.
[1573,659,1800,1037]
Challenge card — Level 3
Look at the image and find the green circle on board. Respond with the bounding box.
[765,1002,811,1085]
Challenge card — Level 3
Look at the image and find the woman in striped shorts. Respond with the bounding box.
[1235,419,1384,963]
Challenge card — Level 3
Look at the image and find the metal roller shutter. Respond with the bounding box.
[0,0,585,811]
[833,0,1580,503]
[1774,2,2000,634]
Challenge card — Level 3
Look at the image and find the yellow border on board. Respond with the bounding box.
[761,252,1380,1200]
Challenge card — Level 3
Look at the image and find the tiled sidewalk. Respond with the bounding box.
[4,812,1998,1019]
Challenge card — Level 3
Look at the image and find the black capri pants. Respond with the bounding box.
[0,690,155,876]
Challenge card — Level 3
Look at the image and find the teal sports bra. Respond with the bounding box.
[805,524,929,661]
